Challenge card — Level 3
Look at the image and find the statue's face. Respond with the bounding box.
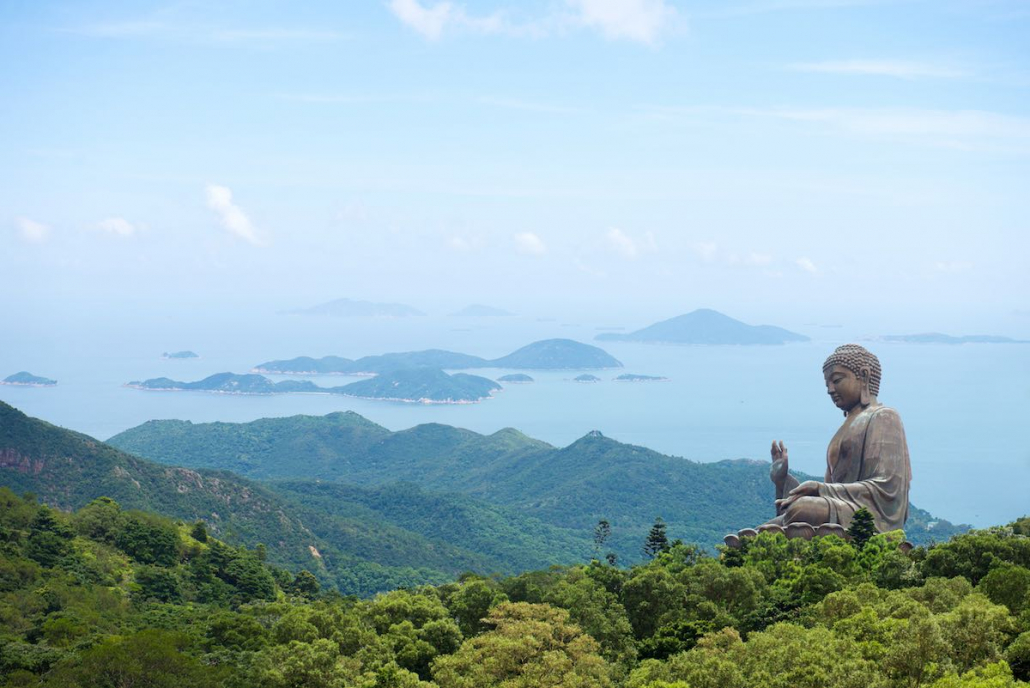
[824,364,863,411]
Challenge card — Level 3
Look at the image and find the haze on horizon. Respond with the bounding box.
[2,0,1028,334]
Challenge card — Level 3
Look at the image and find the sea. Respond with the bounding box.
[2,309,1028,530]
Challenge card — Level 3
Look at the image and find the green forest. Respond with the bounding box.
[1,487,1027,688]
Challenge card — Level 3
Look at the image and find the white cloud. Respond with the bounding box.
[387,0,503,40]
[787,59,970,80]
[742,252,773,267]
[205,184,265,246]
[567,0,678,44]
[693,241,718,263]
[796,257,818,273]
[96,217,137,237]
[514,232,547,256]
[16,217,50,243]
[386,0,678,44]
[605,227,656,259]
[762,107,1030,152]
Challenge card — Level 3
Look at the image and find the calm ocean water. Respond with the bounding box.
[2,310,1028,529]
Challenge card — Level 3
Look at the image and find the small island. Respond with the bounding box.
[572,374,601,383]
[596,308,809,345]
[1,372,57,387]
[497,374,534,384]
[254,339,622,375]
[332,368,501,404]
[881,333,1029,345]
[489,339,622,370]
[127,373,320,395]
[614,373,668,382]
[127,368,501,404]
[162,351,199,359]
[286,297,425,318]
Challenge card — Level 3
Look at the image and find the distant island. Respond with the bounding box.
[127,373,320,395]
[573,374,601,383]
[1,372,57,387]
[127,369,500,404]
[286,297,425,318]
[162,350,199,359]
[450,304,515,317]
[334,368,501,404]
[497,374,534,384]
[254,339,622,375]
[881,333,1029,345]
[596,308,809,345]
[614,373,668,382]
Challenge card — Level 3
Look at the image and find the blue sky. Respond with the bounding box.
[2,0,1028,331]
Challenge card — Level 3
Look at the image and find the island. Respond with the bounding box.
[126,373,321,395]
[497,374,534,384]
[572,374,601,383]
[489,339,622,370]
[286,298,425,317]
[162,351,199,359]
[331,368,501,404]
[1,372,57,387]
[595,308,809,345]
[126,369,501,404]
[614,373,668,382]
[253,339,623,375]
[450,304,515,317]
[880,333,1029,344]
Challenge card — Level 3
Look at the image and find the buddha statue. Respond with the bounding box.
[725,344,911,546]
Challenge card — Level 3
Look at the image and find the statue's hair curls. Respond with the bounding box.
[823,344,881,397]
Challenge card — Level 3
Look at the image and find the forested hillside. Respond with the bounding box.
[0,487,1026,687]
[110,411,968,554]
[0,402,592,595]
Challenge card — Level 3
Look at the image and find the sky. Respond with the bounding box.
[2,0,1029,332]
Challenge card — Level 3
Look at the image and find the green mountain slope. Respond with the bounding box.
[0,402,597,594]
[110,412,966,559]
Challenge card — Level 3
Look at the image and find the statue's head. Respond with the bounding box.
[822,344,881,412]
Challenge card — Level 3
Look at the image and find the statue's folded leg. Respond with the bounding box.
[781,496,832,526]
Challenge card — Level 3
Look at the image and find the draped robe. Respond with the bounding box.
[818,404,911,531]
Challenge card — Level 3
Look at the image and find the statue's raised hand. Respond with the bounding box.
[770,440,789,488]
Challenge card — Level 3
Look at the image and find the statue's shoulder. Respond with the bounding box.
[868,404,905,428]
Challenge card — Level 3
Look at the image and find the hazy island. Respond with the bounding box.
[126,373,320,395]
[1,372,57,387]
[596,308,809,345]
[254,338,622,375]
[614,373,668,382]
[162,350,199,359]
[286,297,425,318]
[450,304,515,317]
[332,368,501,404]
[497,373,534,383]
[573,374,601,383]
[127,368,501,404]
[881,332,1029,345]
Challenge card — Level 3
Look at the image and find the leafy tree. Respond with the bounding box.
[291,569,320,598]
[43,629,224,688]
[643,518,670,559]
[115,511,181,567]
[432,602,613,688]
[594,519,612,558]
[190,521,208,543]
[978,565,1030,616]
[847,507,877,549]
[1006,632,1030,682]
[443,577,507,636]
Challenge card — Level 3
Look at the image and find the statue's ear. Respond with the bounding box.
[859,368,871,406]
